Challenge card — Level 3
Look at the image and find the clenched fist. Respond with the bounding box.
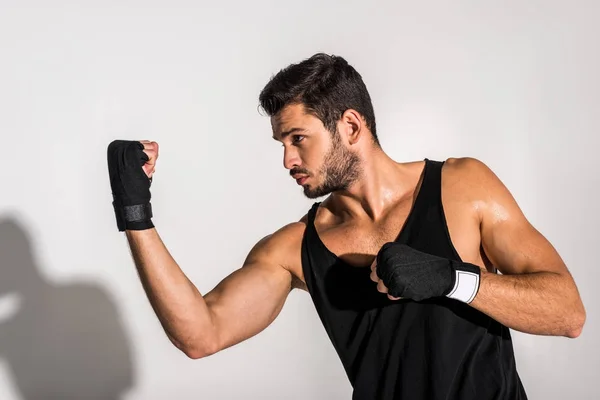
[107,140,159,232]
[138,140,159,179]
[370,243,481,303]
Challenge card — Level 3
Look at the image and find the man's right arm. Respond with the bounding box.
[126,222,303,359]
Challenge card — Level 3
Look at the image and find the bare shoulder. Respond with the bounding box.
[441,157,513,205]
[439,157,530,270]
[247,220,306,263]
[244,218,308,290]
[442,157,500,186]
[442,156,528,233]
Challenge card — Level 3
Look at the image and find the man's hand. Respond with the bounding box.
[139,140,159,179]
[370,257,402,301]
[370,243,481,303]
[107,140,158,231]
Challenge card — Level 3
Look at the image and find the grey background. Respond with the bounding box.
[0,1,598,399]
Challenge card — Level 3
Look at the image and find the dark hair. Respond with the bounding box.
[259,53,379,146]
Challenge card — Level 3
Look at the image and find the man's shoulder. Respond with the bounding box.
[441,156,500,186]
[399,157,491,177]
[272,219,309,242]
[442,156,489,172]
[249,218,308,262]
[439,157,513,212]
[244,219,308,289]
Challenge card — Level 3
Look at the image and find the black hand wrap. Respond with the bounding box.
[107,140,154,232]
[376,243,481,303]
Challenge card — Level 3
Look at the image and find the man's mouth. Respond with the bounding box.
[296,177,308,185]
[292,174,309,185]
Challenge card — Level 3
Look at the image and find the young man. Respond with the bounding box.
[107,53,585,399]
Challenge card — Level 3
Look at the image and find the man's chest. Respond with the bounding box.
[313,193,484,270]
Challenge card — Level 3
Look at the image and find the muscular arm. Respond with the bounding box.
[454,158,586,337]
[127,223,304,359]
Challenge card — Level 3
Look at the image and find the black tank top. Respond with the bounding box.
[301,159,527,400]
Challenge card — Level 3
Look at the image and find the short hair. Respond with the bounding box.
[259,53,379,145]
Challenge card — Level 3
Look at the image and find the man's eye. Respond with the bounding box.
[292,135,305,143]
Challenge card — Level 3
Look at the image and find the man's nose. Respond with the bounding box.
[283,147,300,170]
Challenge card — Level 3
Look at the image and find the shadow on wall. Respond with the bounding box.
[0,215,135,400]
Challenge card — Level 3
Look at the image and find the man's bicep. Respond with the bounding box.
[474,160,568,275]
[203,226,302,354]
[482,213,568,275]
[204,260,292,352]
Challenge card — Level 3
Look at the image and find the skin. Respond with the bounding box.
[129,104,585,359]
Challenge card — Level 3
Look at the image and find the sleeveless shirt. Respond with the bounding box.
[300,159,527,400]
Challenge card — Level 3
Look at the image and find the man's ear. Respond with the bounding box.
[338,109,363,145]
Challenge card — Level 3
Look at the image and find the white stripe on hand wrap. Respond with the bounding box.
[446,270,480,303]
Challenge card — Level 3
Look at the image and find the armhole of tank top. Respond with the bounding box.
[300,202,324,295]
[438,161,498,272]
[437,160,466,263]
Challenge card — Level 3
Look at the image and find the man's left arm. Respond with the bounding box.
[464,158,586,338]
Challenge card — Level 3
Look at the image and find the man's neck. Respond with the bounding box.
[328,151,422,221]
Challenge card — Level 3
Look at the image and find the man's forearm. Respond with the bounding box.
[126,229,216,357]
[470,270,585,337]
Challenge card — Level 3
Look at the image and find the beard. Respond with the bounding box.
[300,134,362,199]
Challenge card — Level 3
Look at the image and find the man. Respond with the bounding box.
[107,53,586,399]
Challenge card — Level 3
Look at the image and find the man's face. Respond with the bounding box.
[271,104,361,198]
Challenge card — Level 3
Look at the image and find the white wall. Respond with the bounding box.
[0,1,598,399]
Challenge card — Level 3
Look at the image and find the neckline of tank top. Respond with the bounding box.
[308,158,432,269]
